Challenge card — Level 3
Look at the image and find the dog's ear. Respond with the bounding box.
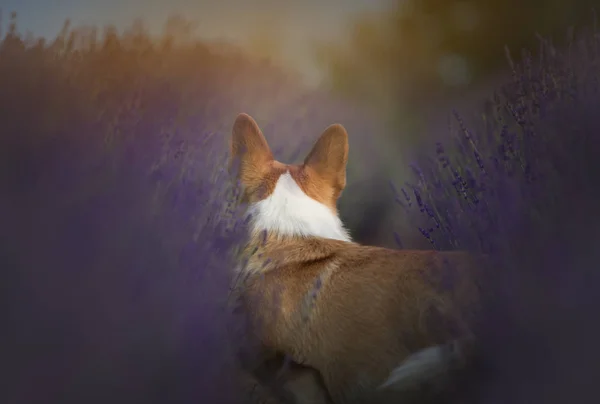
[231,113,273,167]
[303,123,349,193]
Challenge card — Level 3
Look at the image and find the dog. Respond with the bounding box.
[228,113,486,404]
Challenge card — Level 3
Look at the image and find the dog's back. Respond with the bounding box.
[240,238,483,403]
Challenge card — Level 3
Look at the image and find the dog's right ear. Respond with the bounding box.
[303,123,349,194]
[230,113,273,174]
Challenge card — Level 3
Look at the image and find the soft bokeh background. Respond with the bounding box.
[2,1,600,403]
[4,0,392,87]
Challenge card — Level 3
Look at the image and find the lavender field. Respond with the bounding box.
[2,13,600,404]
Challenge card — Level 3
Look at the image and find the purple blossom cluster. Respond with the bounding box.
[396,26,600,404]
[0,15,376,404]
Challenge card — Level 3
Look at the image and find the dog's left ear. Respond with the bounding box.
[231,113,273,164]
[303,123,349,193]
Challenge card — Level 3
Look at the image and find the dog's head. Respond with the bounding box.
[229,113,350,241]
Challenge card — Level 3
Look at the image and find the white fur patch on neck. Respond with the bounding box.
[247,171,351,241]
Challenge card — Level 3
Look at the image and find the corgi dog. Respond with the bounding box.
[229,113,486,404]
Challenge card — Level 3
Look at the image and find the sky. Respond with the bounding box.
[2,0,392,85]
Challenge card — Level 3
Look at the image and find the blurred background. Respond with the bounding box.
[2,0,600,403]
[4,0,599,244]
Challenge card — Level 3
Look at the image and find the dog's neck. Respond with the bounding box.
[246,171,351,243]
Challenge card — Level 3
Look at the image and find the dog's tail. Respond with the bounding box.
[378,339,470,391]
